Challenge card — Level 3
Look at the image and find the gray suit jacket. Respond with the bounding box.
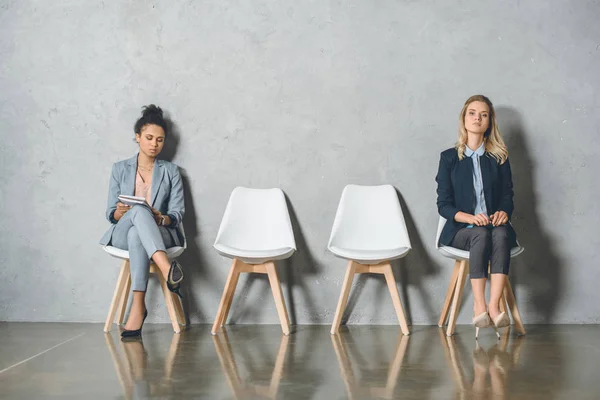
[99,154,185,246]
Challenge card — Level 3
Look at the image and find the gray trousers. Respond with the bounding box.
[451,226,511,279]
[110,205,176,291]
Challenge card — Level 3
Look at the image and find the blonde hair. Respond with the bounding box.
[456,94,508,164]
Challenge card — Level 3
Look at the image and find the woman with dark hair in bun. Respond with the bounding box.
[100,105,185,338]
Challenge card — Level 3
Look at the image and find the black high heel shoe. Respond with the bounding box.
[121,310,148,339]
[167,260,184,299]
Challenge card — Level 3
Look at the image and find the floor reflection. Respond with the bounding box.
[331,330,410,399]
[213,330,289,399]
[105,333,182,399]
[440,328,525,399]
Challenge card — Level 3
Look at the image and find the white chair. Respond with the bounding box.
[436,216,526,336]
[328,184,411,335]
[211,187,297,336]
[103,224,187,333]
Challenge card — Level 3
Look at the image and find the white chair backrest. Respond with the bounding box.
[178,222,187,250]
[328,184,411,251]
[214,187,296,251]
[435,216,446,250]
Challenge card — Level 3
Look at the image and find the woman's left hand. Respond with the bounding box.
[490,211,509,226]
[150,206,170,226]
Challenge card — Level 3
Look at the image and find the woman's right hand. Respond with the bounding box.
[454,211,490,226]
[470,213,491,226]
[114,202,131,221]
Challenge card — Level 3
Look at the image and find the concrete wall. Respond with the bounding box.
[1,0,599,324]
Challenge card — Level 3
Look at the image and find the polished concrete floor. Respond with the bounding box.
[0,323,599,399]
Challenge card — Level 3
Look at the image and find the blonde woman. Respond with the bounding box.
[436,95,517,337]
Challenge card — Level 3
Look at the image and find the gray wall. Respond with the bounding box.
[1,0,599,324]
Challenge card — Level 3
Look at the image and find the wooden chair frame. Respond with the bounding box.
[211,259,290,336]
[438,260,526,336]
[104,260,186,333]
[330,260,410,336]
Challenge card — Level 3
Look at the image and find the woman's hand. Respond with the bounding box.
[150,207,171,226]
[471,213,491,226]
[114,202,131,221]
[490,211,509,226]
[454,211,490,226]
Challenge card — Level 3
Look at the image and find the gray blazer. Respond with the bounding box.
[99,154,185,246]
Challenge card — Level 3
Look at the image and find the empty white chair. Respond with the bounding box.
[211,187,297,335]
[436,216,526,336]
[103,224,187,333]
[329,184,411,335]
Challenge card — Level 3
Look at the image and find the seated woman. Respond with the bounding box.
[436,95,518,337]
[100,105,185,338]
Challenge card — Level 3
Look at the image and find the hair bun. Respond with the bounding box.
[141,104,163,118]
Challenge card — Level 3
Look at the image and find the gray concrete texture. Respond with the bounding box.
[1,1,599,324]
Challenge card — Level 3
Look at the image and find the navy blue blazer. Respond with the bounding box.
[436,147,517,247]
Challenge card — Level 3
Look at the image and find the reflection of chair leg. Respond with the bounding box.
[439,330,468,394]
[384,334,409,394]
[266,334,290,397]
[446,261,468,336]
[104,333,133,400]
[439,261,461,327]
[504,280,526,335]
[212,331,244,399]
[117,274,131,326]
[105,261,130,332]
[164,332,182,380]
[154,264,182,333]
[331,261,358,335]
[330,333,358,400]
[333,331,410,400]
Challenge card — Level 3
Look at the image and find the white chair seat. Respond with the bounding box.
[103,245,185,260]
[214,243,295,264]
[329,245,410,264]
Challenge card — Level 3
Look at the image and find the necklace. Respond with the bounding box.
[138,164,154,171]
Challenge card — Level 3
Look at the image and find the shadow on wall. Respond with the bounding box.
[341,189,441,326]
[496,106,563,324]
[162,117,217,324]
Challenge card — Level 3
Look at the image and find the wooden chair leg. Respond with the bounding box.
[212,260,242,335]
[220,259,242,328]
[265,261,291,336]
[331,261,358,335]
[172,294,186,326]
[439,261,461,327]
[446,261,468,337]
[156,268,182,333]
[117,274,131,326]
[504,280,526,335]
[105,260,130,332]
[382,263,410,336]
